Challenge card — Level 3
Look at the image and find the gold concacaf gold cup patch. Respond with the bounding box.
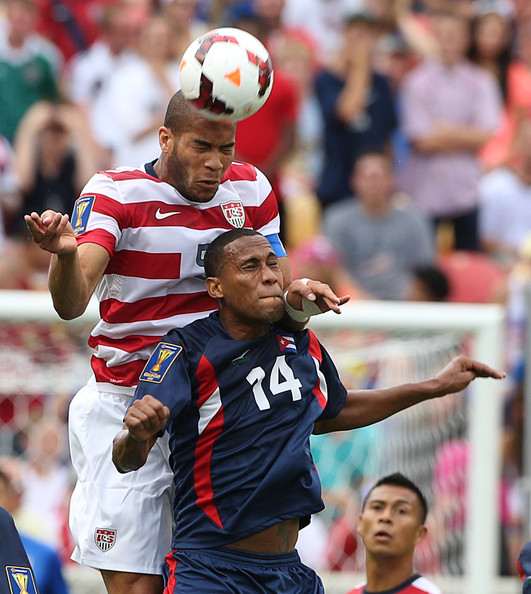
[140,342,183,383]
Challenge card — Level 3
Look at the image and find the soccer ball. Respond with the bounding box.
[179,27,274,122]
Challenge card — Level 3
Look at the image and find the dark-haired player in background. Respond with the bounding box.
[24,92,343,594]
[347,473,441,594]
[113,228,504,593]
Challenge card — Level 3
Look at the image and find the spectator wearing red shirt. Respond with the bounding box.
[232,14,299,245]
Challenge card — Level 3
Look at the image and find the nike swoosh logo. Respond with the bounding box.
[155,208,181,220]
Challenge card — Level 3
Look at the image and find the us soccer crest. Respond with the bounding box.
[5,566,37,593]
[220,200,246,228]
[94,528,117,552]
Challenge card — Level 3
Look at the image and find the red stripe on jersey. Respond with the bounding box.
[308,331,327,410]
[76,228,116,254]
[193,355,224,529]
[101,169,163,183]
[99,292,217,324]
[90,356,147,388]
[221,162,257,183]
[133,201,251,231]
[87,333,160,356]
[244,190,278,230]
[82,192,126,225]
[164,551,178,593]
[104,250,183,280]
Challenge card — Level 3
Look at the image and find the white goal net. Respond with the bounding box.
[0,292,517,594]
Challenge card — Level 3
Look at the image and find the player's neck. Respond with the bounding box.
[365,554,415,592]
[218,310,271,341]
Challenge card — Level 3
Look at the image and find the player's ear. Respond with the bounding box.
[415,524,428,546]
[356,514,365,538]
[159,126,174,154]
[206,276,224,300]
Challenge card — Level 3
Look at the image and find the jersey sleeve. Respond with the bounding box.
[251,167,281,237]
[72,171,126,257]
[307,330,347,420]
[132,331,194,423]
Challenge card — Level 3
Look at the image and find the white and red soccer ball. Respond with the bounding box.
[179,27,274,122]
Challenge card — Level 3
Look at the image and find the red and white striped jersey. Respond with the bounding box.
[72,160,281,394]
[347,575,442,594]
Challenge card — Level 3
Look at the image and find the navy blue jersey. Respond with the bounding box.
[0,507,38,594]
[134,312,347,549]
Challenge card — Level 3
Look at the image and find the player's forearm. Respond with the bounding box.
[48,252,93,319]
[112,430,154,473]
[313,380,439,434]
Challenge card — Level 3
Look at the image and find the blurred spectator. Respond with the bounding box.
[162,0,208,61]
[34,0,121,62]
[13,101,99,222]
[0,134,21,241]
[0,456,48,540]
[429,437,513,575]
[310,427,377,571]
[468,11,514,103]
[400,11,503,251]
[99,13,181,167]
[10,101,99,289]
[479,117,531,265]
[19,416,71,550]
[407,264,450,302]
[281,0,364,61]
[0,136,26,290]
[504,233,531,370]
[0,0,61,143]
[315,13,397,209]
[501,362,526,574]
[65,2,143,167]
[322,152,435,300]
[271,31,324,189]
[372,31,418,181]
[482,16,531,170]
[233,14,299,245]
[288,235,368,299]
[0,462,70,593]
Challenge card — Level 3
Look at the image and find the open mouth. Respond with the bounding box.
[374,531,392,541]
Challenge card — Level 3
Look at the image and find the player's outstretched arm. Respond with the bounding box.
[25,210,110,319]
[314,355,506,435]
[282,278,351,329]
[112,395,170,473]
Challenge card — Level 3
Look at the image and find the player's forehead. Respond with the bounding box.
[366,484,419,508]
[185,116,236,145]
[224,235,274,264]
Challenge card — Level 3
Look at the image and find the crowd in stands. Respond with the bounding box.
[0,0,529,587]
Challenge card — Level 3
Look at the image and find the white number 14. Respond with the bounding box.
[246,355,302,410]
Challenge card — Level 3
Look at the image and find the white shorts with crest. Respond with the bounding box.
[68,379,173,574]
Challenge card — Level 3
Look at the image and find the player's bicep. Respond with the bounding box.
[78,242,111,295]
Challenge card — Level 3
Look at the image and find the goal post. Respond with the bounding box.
[309,300,506,594]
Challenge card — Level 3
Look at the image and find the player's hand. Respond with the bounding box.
[124,395,170,444]
[286,278,350,316]
[431,355,506,397]
[24,210,78,255]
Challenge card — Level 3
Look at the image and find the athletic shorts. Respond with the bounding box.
[164,547,325,593]
[68,379,174,574]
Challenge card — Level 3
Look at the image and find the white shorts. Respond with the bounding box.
[68,379,173,574]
